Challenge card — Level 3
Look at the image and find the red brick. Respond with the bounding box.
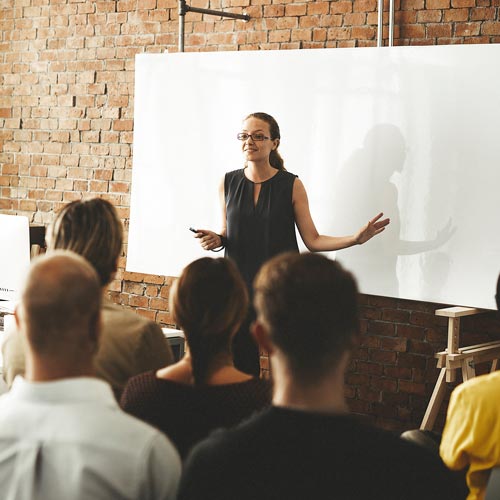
[263,4,284,16]
[150,298,168,310]
[380,337,408,351]
[129,296,149,308]
[481,21,500,34]
[370,350,397,364]
[353,0,377,11]
[401,0,425,8]
[346,373,371,386]
[113,119,134,131]
[284,4,307,16]
[397,352,427,369]
[299,16,321,28]
[345,12,367,25]
[331,1,354,13]
[370,377,398,392]
[307,2,329,15]
[384,366,412,380]
[156,311,174,325]
[427,0,450,7]
[352,25,376,38]
[367,321,396,336]
[360,335,381,348]
[356,361,384,376]
[357,385,381,402]
[455,22,481,36]
[398,380,426,395]
[427,23,452,37]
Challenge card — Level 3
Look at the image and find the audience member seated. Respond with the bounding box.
[2,198,173,399]
[439,273,500,500]
[0,251,180,499]
[120,257,271,458]
[178,253,462,500]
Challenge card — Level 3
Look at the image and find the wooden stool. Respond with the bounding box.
[420,306,500,431]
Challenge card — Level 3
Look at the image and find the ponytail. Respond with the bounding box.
[269,149,285,171]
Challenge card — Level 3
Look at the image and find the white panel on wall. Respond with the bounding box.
[0,214,30,302]
[128,44,500,309]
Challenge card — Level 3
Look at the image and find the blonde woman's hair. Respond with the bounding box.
[48,198,123,286]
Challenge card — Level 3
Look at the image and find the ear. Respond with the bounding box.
[251,319,274,355]
[14,306,21,330]
[272,138,280,151]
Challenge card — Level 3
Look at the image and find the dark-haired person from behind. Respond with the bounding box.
[2,198,173,400]
[178,253,462,500]
[120,257,271,458]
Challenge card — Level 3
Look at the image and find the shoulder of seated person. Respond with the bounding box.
[2,326,22,346]
[102,301,160,330]
[458,370,500,394]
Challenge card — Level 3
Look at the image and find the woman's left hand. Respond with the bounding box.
[355,213,390,245]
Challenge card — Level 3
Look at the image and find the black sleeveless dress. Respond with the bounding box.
[225,168,299,375]
[225,168,299,291]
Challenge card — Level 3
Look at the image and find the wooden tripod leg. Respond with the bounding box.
[461,357,475,382]
[420,367,447,431]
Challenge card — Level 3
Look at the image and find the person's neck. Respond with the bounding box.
[245,162,276,182]
[25,356,95,383]
[271,352,350,415]
[157,349,252,385]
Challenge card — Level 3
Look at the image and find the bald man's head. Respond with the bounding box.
[17,251,101,362]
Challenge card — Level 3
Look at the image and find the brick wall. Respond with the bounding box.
[1,0,500,432]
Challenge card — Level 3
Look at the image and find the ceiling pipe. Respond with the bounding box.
[377,0,384,47]
[389,0,395,46]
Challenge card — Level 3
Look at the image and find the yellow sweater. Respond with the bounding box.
[440,371,500,500]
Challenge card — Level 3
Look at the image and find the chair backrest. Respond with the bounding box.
[486,468,500,500]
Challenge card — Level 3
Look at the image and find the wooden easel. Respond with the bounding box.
[420,306,500,431]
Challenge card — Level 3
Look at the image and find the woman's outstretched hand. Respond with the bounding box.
[354,213,390,245]
[194,229,223,251]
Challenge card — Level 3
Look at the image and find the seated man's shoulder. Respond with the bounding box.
[453,370,500,401]
[181,410,459,500]
[187,407,269,457]
[101,300,162,336]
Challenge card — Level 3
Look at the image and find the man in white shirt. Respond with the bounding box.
[0,251,181,500]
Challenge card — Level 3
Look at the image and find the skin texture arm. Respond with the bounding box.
[292,178,389,252]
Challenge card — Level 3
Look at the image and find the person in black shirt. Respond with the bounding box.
[193,112,390,375]
[178,253,463,500]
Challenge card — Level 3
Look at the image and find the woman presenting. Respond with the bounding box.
[194,112,390,375]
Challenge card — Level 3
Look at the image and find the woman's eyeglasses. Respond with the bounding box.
[237,133,270,142]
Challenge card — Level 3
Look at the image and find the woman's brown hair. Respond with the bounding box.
[245,112,286,171]
[170,257,249,385]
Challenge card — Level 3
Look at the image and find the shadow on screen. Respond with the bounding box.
[332,124,455,298]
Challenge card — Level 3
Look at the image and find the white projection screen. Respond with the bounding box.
[128,44,500,310]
